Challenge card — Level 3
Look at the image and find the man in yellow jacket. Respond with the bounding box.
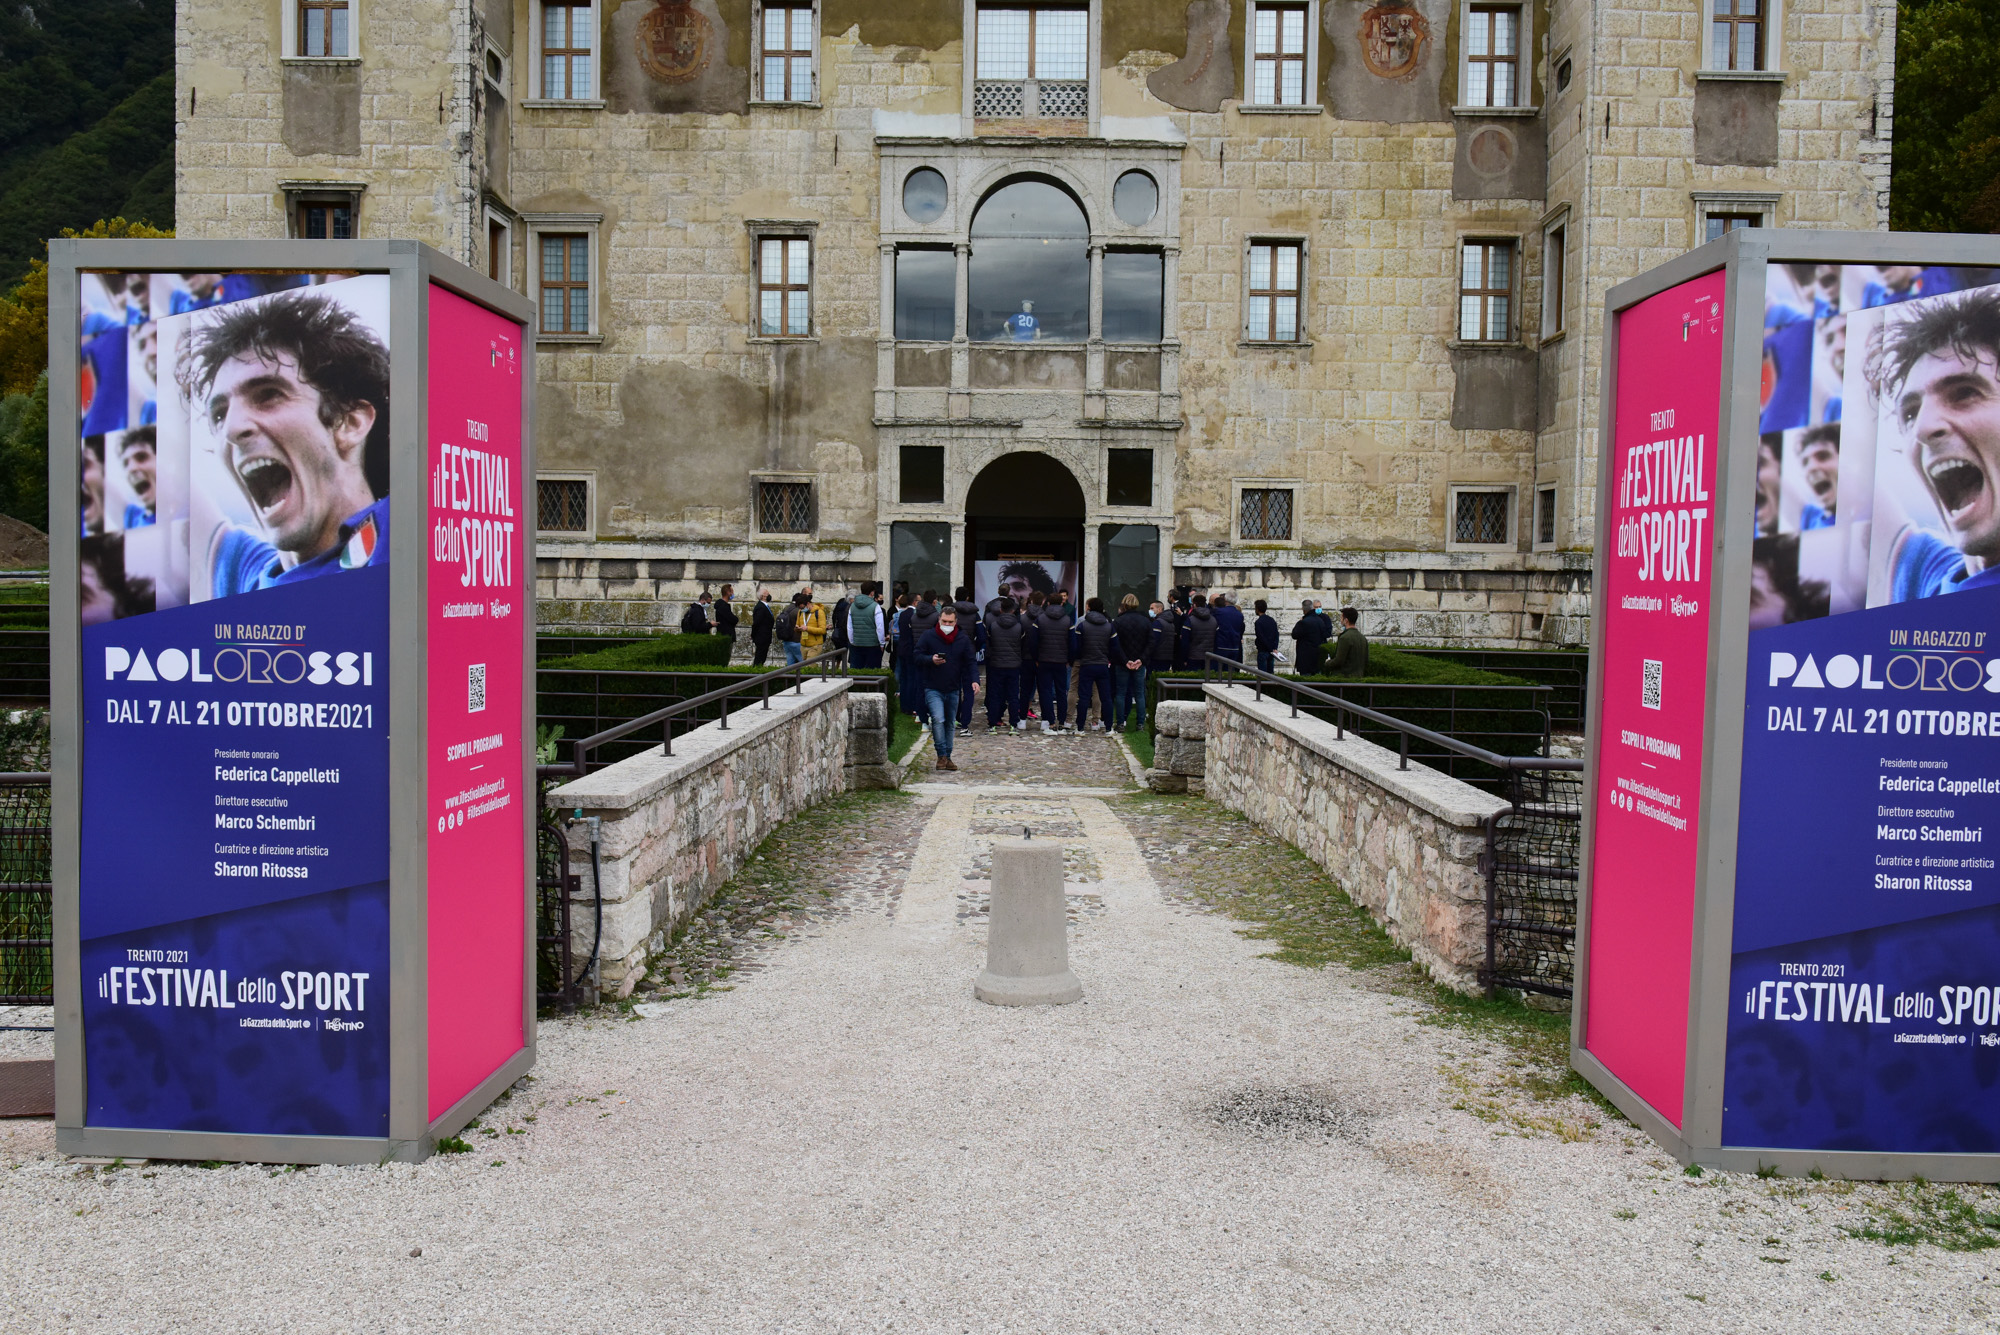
[797,586,829,655]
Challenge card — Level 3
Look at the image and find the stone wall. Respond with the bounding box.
[544,677,854,998]
[1199,682,1508,993]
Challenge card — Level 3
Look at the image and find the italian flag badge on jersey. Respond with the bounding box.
[341,514,380,570]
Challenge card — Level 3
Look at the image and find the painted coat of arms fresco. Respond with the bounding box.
[636,0,712,82]
[1358,3,1429,81]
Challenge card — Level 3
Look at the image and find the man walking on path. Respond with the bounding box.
[1330,606,1370,679]
[1180,594,1218,669]
[916,604,978,771]
[680,591,713,635]
[714,585,739,651]
[750,589,775,666]
[952,586,985,729]
[1030,593,1075,731]
[1290,598,1329,674]
[1111,594,1153,732]
[1252,599,1280,674]
[847,581,886,670]
[1210,592,1245,664]
[1073,596,1116,730]
[981,595,1028,730]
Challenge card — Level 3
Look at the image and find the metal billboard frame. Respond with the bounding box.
[49,239,538,1164]
[1572,227,2000,1180]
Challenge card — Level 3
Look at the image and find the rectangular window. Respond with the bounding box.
[1459,240,1514,342]
[299,0,350,56]
[539,478,590,531]
[1711,0,1763,72]
[891,521,952,601]
[1251,3,1309,106]
[1098,523,1160,608]
[488,217,511,285]
[895,247,956,340]
[900,446,945,504]
[1240,488,1295,541]
[1246,241,1303,342]
[542,0,594,100]
[1102,251,1164,343]
[1107,449,1153,507]
[1465,5,1520,107]
[758,480,815,534]
[1454,489,1510,545]
[974,5,1087,116]
[757,237,812,338]
[1542,224,1565,338]
[1705,211,1761,243]
[1536,486,1557,546]
[760,3,814,101]
[539,233,590,334]
[297,201,354,239]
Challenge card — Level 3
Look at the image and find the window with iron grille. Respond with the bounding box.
[1464,5,1521,107]
[541,0,594,99]
[760,2,814,101]
[757,237,812,337]
[1710,0,1763,71]
[1246,241,1304,342]
[1537,486,1556,545]
[1704,211,1762,244]
[974,5,1088,117]
[1458,240,1513,342]
[539,233,590,334]
[296,200,355,239]
[299,0,350,56]
[758,480,815,534]
[1250,3,1310,105]
[1454,489,1510,545]
[1240,488,1295,541]
[539,479,590,532]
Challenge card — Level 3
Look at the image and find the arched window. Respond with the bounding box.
[968,177,1089,342]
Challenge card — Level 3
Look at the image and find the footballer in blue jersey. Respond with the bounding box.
[115,427,158,531]
[1004,301,1039,341]
[1792,423,1840,531]
[179,290,391,599]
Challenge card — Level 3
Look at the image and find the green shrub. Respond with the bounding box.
[541,633,732,671]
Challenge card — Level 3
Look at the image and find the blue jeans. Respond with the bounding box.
[1257,651,1276,675]
[986,667,1020,725]
[924,688,959,757]
[783,641,804,666]
[1113,664,1147,730]
[1077,663,1113,727]
[1036,663,1070,726]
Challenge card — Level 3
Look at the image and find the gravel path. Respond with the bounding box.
[4,734,1999,1331]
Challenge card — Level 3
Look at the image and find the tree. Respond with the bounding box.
[1891,0,2000,233]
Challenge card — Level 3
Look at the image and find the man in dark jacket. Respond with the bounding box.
[1290,597,1330,674]
[1211,592,1245,663]
[1073,597,1117,730]
[1180,594,1219,668]
[1252,599,1280,674]
[750,590,775,666]
[830,592,853,653]
[981,597,1029,730]
[1031,596,1075,731]
[1330,606,1370,679]
[714,584,740,653]
[679,592,712,635]
[897,591,941,717]
[1018,591,1046,722]
[952,586,985,729]
[916,605,979,771]
[1148,599,1179,676]
[1111,594,1154,732]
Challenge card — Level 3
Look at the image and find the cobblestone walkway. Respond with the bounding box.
[4,732,1998,1331]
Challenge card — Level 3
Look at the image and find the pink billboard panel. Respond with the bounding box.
[425,285,527,1119]
[1585,270,1728,1128]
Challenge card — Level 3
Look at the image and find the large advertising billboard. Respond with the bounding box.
[1726,261,2000,1153]
[1583,271,1726,1129]
[78,271,393,1136]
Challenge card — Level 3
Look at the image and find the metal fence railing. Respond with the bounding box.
[1195,656,1584,1000]
[0,773,53,1005]
[1397,647,1589,730]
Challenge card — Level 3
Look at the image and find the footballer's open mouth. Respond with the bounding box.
[238,455,295,516]
[1928,454,1987,522]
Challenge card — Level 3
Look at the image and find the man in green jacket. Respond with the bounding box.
[1329,607,1369,679]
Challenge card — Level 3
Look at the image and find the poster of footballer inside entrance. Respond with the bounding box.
[54,241,534,1163]
[1578,232,2000,1178]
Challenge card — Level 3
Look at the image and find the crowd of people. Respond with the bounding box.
[674,584,1371,774]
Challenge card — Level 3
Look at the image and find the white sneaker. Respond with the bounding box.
[1014,720,1028,731]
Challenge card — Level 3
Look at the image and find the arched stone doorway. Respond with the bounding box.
[964,452,1085,602]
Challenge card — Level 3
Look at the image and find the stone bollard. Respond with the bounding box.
[975,835,1083,1006]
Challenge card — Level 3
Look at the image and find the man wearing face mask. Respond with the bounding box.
[180,291,390,597]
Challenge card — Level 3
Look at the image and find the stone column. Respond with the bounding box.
[1160,246,1182,420]
[876,242,898,421]
[1085,240,1106,419]
[950,242,971,419]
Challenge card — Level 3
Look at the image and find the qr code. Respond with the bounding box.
[468,662,487,714]
[1641,658,1663,711]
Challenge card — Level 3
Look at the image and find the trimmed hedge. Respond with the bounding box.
[541,632,733,671]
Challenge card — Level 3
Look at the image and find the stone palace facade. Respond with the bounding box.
[175,0,1895,644]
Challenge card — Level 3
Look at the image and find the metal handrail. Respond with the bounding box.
[538,648,853,780]
[1196,653,1583,775]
